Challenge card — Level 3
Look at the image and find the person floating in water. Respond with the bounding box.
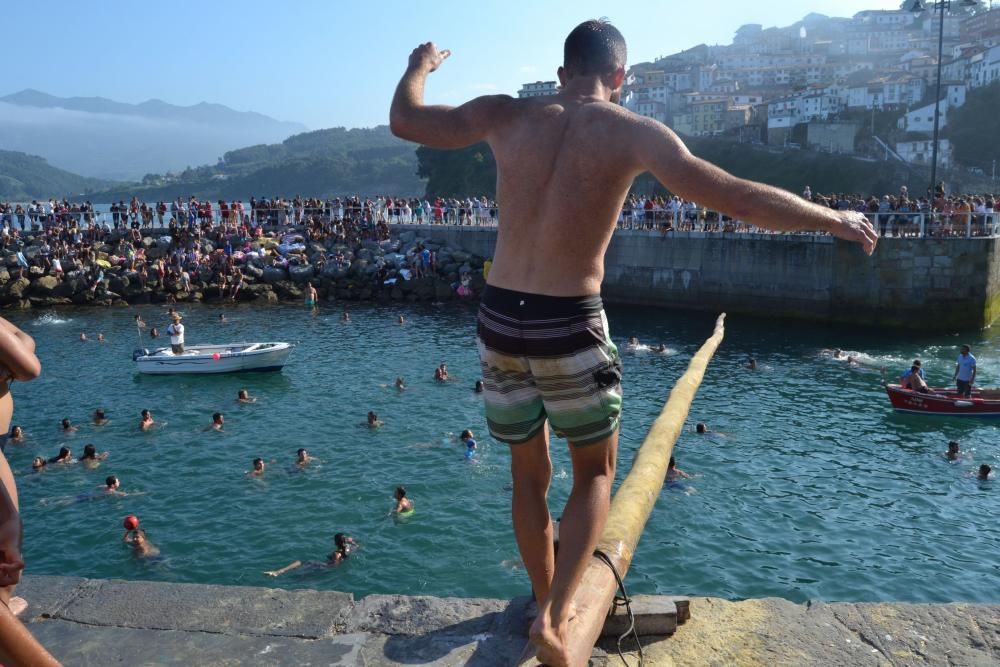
[295,448,318,467]
[474,379,484,393]
[237,389,256,404]
[392,486,413,514]
[434,362,449,382]
[31,457,46,471]
[247,458,265,478]
[123,527,159,558]
[744,357,758,370]
[695,422,709,434]
[48,447,72,465]
[977,464,992,480]
[79,333,87,342]
[218,313,227,323]
[149,327,159,339]
[666,456,690,480]
[394,377,406,391]
[367,411,384,428]
[461,429,477,460]
[390,20,876,665]
[398,315,405,324]
[93,409,109,426]
[78,444,109,468]
[60,418,77,433]
[207,413,225,432]
[139,410,155,432]
[134,315,146,329]
[7,426,23,444]
[342,310,351,323]
[263,533,358,577]
[946,441,961,460]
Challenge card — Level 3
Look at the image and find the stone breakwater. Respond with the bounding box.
[0,228,488,310]
[14,575,1000,666]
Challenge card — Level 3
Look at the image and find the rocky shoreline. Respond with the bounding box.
[1,228,488,310]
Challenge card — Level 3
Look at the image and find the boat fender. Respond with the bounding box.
[954,400,974,408]
[132,348,150,361]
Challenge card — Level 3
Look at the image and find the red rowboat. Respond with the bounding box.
[885,383,1000,416]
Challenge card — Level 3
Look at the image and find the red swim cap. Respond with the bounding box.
[123,515,139,530]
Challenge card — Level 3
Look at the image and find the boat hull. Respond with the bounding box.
[885,384,1000,417]
[134,343,294,375]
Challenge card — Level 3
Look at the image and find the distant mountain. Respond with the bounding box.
[0,150,111,200]
[80,125,425,201]
[0,89,307,181]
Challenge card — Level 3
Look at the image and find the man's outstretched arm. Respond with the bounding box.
[390,42,510,149]
[634,118,878,255]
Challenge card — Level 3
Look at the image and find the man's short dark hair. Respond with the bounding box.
[564,19,627,77]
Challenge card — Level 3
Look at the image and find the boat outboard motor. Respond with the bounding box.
[133,348,150,361]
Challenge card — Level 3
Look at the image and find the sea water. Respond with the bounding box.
[6,304,998,602]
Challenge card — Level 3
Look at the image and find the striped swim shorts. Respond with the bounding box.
[476,285,622,447]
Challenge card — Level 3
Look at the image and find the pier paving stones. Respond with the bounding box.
[13,576,1000,666]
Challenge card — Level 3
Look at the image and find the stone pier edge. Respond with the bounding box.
[13,575,1000,666]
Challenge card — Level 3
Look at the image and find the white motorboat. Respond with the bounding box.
[132,342,294,375]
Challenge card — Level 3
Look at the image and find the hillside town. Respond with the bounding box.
[519,3,1000,176]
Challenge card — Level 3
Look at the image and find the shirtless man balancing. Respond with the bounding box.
[391,20,876,666]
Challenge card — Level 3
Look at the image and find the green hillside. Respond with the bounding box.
[83,126,424,201]
[0,150,110,200]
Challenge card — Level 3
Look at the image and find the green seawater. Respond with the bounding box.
[6,303,999,603]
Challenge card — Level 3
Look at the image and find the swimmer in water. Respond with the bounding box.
[342,310,351,322]
[394,377,406,391]
[695,422,709,434]
[149,327,159,339]
[946,441,961,460]
[139,409,154,431]
[207,413,225,432]
[79,333,87,342]
[744,357,758,370]
[218,313,227,323]
[474,380,484,393]
[978,464,992,480]
[247,458,265,477]
[93,409,109,426]
[393,486,413,514]
[237,389,257,404]
[304,282,318,309]
[8,426,23,443]
[461,429,477,460]
[101,475,130,496]
[398,315,405,324]
[434,362,449,382]
[123,527,159,558]
[31,457,46,471]
[134,315,146,328]
[78,444,109,467]
[625,336,640,350]
[367,411,384,428]
[666,456,691,480]
[653,343,667,353]
[48,447,72,464]
[97,334,105,343]
[295,448,319,467]
[263,533,358,577]
[60,418,77,433]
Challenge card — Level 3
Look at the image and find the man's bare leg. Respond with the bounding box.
[509,428,555,607]
[530,431,618,667]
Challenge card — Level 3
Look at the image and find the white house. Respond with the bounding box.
[517,81,558,98]
[896,84,965,133]
[895,138,953,168]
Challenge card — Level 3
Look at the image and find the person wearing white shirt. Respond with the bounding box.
[166,314,185,354]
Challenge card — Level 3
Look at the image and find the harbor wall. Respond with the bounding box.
[407,225,1000,330]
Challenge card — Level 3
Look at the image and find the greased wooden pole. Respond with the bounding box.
[520,313,726,667]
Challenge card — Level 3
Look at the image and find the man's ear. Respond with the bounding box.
[610,66,625,91]
[557,66,568,87]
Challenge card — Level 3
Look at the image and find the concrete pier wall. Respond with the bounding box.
[405,225,1000,329]
[14,575,1000,666]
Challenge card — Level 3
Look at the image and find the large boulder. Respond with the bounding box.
[28,296,72,307]
[29,275,61,296]
[349,259,369,277]
[289,264,315,283]
[434,280,454,302]
[1,277,29,303]
[107,275,129,294]
[451,251,471,264]
[323,263,349,280]
[261,266,287,284]
[398,230,417,244]
[243,264,264,280]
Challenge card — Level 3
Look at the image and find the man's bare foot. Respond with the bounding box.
[528,603,577,667]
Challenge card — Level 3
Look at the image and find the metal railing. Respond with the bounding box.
[5,206,999,240]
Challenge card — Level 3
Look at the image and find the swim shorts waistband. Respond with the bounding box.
[481,285,603,319]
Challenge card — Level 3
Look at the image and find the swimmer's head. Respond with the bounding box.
[32,457,46,470]
[368,411,377,423]
[948,441,960,453]
[56,447,70,460]
[238,389,248,399]
[213,413,224,426]
[11,425,22,438]
[296,448,308,461]
[141,409,151,419]
[106,475,119,489]
[83,444,97,459]
[460,429,473,440]
[834,348,842,357]
[475,380,484,393]
[395,486,407,500]
[562,20,627,99]
[695,422,707,434]
[94,409,106,421]
[61,418,72,429]
[668,456,676,468]
[253,458,264,471]
[979,464,992,480]
[334,533,349,550]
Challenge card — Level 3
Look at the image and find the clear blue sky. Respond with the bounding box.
[6,0,903,130]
